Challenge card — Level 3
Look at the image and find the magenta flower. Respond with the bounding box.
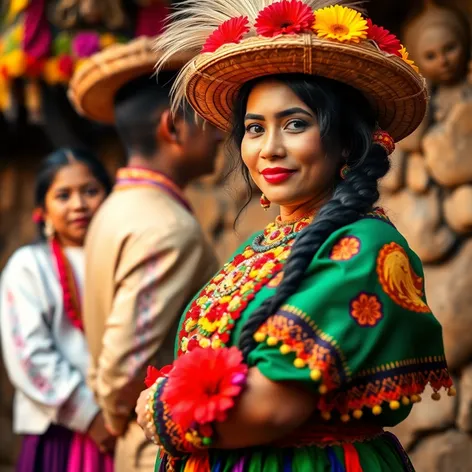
[72,32,100,58]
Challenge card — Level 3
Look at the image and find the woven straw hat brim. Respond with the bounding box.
[69,37,193,124]
[185,35,428,142]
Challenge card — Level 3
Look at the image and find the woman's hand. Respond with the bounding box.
[136,386,157,443]
[87,411,116,454]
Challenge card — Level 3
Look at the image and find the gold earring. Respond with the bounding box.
[260,194,271,210]
[44,220,55,240]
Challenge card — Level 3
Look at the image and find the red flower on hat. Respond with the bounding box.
[255,0,315,37]
[366,19,401,57]
[202,16,250,53]
[162,347,248,430]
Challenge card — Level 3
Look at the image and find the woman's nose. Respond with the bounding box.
[259,131,286,160]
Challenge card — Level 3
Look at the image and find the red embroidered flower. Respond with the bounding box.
[144,365,172,387]
[255,0,315,37]
[202,16,250,53]
[350,292,383,327]
[162,347,248,430]
[366,19,401,56]
[330,236,361,261]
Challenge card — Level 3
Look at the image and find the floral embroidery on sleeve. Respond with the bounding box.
[330,236,361,261]
[350,292,383,327]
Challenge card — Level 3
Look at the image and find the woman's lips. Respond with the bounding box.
[70,217,90,228]
[261,167,296,184]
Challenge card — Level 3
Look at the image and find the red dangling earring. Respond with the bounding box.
[340,164,350,180]
[260,193,271,210]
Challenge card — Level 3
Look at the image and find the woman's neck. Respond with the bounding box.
[279,195,330,223]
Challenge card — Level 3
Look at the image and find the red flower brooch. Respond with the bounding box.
[366,19,401,57]
[162,347,248,430]
[202,16,250,53]
[255,0,315,37]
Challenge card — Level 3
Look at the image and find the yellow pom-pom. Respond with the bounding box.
[410,394,420,404]
[253,332,266,343]
[448,386,457,397]
[280,344,291,355]
[321,411,332,421]
[294,358,306,369]
[372,405,382,416]
[319,384,328,395]
[310,369,322,382]
[267,336,278,347]
[431,392,441,401]
[353,409,363,420]
[389,401,400,411]
[340,414,350,423]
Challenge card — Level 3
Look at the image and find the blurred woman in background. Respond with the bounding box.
[0,149,114,472]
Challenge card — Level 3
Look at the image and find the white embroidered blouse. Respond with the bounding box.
[0,243,99,434]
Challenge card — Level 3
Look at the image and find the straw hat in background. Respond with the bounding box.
[68,36,193,124]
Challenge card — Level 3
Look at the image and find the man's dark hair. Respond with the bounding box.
[114,72,178,158]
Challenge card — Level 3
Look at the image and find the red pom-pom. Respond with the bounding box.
[366,19,401,57]
[255,0,314,37]
[144,365,172,388]
[162,347,248,430]
[57,55,74,78]
[202,17,250,53]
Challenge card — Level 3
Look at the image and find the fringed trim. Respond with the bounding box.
[254,305,350,394]
[253,305,455,421]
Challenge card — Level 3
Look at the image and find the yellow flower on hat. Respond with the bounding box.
[399,45,419,73]
[313,5,368,43]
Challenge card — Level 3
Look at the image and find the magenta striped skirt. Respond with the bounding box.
[16,424,113,472]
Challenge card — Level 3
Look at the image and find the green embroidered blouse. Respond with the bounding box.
[156,210,453,471]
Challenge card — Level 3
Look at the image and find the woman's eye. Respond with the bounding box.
[85,187,100,197]
[285,119,307,131]
[246,123,264,134]
[56,192,69,201]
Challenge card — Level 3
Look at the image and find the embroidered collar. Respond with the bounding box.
[114,167,193,214]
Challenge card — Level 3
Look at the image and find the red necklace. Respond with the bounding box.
[50,238,83,332]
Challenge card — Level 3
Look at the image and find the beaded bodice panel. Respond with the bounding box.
[177,215,313,356]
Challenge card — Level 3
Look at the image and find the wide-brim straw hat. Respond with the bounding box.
[68,36,193,124]
[185,36,426,142]
[155,0,428,142]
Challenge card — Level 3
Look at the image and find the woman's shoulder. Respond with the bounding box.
[319,209,411,260]
[3,243,48,277]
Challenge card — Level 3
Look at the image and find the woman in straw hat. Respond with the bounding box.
[135,0,454,470]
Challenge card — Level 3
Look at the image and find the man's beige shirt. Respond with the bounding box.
[83,185,218,434]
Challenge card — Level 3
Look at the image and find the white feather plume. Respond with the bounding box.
[154,0,366,115]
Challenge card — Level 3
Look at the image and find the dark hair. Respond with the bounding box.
[35,148,112,238]
[114,72,182,159]
[234,74,391,359]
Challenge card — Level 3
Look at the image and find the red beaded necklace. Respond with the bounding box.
[50,237,83,332]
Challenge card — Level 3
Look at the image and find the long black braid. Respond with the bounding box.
[228,74,391,360]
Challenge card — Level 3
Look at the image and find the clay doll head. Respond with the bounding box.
[404,2,470,86]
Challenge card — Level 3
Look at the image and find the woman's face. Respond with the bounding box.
[415,25,466,85]
[44,162,107,247]
[241,80,340,209]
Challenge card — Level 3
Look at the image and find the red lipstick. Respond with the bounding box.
[261,167,296,184]
[70,217,91,228]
